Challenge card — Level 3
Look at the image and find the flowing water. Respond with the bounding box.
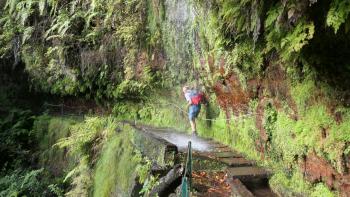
[144,127,213,152]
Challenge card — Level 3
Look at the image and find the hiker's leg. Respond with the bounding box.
[190,119,197,132]
[190,119,196,133]
[189,106,195,131]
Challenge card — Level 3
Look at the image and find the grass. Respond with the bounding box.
[270,171,336,197]
[270,171,312,196]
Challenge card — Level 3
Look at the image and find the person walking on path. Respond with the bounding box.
[183,86,204,135]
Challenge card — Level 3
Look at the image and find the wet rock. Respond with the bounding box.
[219,158,254,167]
[149,164,183,197]
[230,179,254,197]
[168,186,181,197]
[300,151,350,196]
[301,152,338,187]
[133,129,178,168]
[227,167,271,182]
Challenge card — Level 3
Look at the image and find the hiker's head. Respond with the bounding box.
[182,86,190,93]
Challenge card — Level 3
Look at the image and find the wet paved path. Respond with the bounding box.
[138,125,277,197]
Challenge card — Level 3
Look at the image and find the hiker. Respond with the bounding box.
[183,86,205,135]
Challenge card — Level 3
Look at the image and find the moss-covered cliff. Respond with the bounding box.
[2,0,350,196]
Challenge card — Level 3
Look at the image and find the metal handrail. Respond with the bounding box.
[181,141,192,197]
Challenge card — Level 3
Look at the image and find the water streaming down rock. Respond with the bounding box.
[162,0,196,82]
[164,0,195,27]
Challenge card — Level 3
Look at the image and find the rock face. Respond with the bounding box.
[133,127,178,168]
[301,152,350,196]
[161,0,196,81]
[2,0,350,195]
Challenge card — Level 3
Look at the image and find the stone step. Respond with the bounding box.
[227,167,271,180]
[193,151,242,160]
[219,158,254,167]
[210,143,230,148]
[214,151,242,158]
[214,146,233,152]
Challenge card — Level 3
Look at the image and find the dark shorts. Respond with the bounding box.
[189,104,201,121]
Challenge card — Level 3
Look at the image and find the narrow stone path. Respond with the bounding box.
[138,125,277,197]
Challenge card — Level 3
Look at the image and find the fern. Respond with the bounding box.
[45,11,71,40]
[217,0,263,42]
[281,21,315,53]
[4,0,18,14]
[22,26,33,44]
[265,5,280,29]
[15,1,34,25]
[38,0,46,15]
[327,0,350,33]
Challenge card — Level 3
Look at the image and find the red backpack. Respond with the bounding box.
[191,92,204,105]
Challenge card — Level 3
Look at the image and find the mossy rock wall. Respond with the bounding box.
[144,0,350,195]
[2,0,350,196]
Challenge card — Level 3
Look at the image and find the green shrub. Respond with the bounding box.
[0,109,35,169]
[311,183,336,197]
[0,169,59,197]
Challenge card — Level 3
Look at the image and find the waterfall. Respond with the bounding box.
[161,0,196,82]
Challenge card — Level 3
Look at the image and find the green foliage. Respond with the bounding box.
[280,22,314,58]
[1,0,350,196]
[48,115,156,197]
[0,0,161,101]
[291,78,316,112]
[311,183,337,197]
[33,115,77,175]
[217,0,263,42]
[270,172,311,196]
[64,156,93,197]
[111,89,193,131]
[55,117,118,195]
[264,4,315,61]
[0,169,49,197]
[146,0,164,48]
[230,116,261,161]
[0,109,79,196]
[327,0,350,33]
[197,100,261,161]
[227,41,263,80]
[329,110,350,142]
[139,174,159,196]
[57,116,117,155]
[93,127,144,197]
[112,102,140,120]
[0,109,35,169]
[136,159,152,185]
[273,112,304,166]
[263,103,277,141]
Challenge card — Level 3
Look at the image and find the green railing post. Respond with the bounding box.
[181,141,192,197]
